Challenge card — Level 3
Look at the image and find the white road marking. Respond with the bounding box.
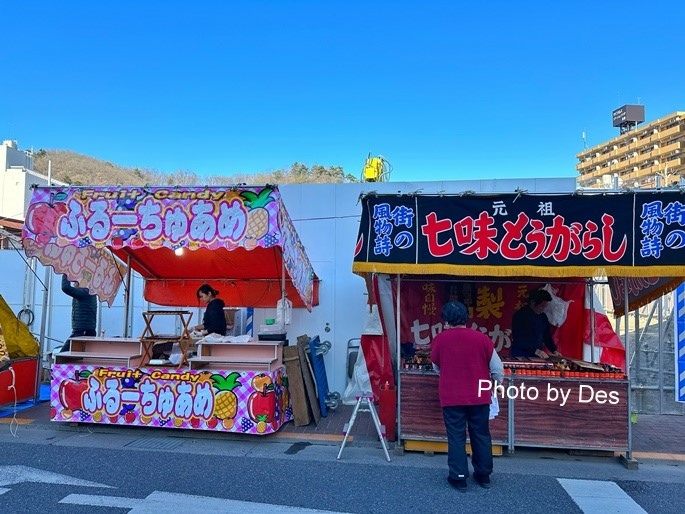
[558,478,647,514]
[61,491,351,513]
[0,465,112,488]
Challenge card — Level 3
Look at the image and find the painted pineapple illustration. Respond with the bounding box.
[240,187,274,250]
[211,372,241,429]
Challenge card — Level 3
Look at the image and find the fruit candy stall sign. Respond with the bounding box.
[24,186,284,251]
[51,365,292,435]
[22,191,126,306]
[22,185,316,310]
[353,192,685,277]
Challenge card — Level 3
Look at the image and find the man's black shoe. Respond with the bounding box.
[473,474,491,489]
[447,476,467,492]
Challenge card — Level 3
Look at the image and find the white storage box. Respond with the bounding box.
[258,322,286,342]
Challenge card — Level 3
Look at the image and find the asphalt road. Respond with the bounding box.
[0,424,683,513]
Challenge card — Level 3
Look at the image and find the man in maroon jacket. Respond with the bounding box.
[430,300,504,492]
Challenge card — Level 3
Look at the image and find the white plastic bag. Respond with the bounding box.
[489,393,499,420]
[342,347,373,405]
[542,283,572,327]
[276,297,292,326]
[362,304,384,335]
[168,343,182,365]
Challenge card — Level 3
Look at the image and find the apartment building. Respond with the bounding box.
[576,111,684,189]
[0,140,66,247]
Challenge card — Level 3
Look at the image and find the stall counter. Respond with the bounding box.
[51,363,292,434]
[399,372,629,451]
[51,336,292,435]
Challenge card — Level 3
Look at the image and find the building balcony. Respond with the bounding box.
[656,124,682,140]
[659,141,682,155]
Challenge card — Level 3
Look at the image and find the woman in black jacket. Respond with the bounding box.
[194,284,227,336]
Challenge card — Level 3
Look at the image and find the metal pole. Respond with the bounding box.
[657,295,664,414]
[632,302,641,417]
[34,168,52,402]
[508,377,515,453]
[624,278,633,460]
[635,307,640,364]
[123,255,132,337]
[589,281,596,362]
[281,250,286,326]
[395,274,402,444]
[33,268,50,403]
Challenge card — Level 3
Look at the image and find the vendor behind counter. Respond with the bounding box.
[510,289,561,359]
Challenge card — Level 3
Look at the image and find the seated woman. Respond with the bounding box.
[194,284,227,336]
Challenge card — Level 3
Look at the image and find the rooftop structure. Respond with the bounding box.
[576,110,684,189]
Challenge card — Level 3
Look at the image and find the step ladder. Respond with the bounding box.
[337,394,391,462]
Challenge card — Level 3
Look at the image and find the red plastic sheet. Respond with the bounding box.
[0,358,38,407]
[359,334,395,403]
[379,382,397,441]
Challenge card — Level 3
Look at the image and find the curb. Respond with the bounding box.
[632,451,685,463]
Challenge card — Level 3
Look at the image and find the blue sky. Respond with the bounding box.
[2,1,684,182]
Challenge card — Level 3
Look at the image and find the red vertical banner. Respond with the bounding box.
[360,334,395,402]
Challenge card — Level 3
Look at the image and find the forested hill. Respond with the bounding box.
[32,149,357,186]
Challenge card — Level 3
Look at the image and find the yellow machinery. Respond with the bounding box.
[362,153,392,182]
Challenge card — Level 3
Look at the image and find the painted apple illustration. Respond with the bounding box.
[247,374,276,426]
[24,201,68,245]
[58,379,88,411]
[206,417,218,429]
[124,411,136,423]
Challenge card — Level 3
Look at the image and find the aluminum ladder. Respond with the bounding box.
[336,394,391,462]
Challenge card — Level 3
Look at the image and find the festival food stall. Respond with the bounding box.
[22,185,318,435]
[352,190,685,455]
